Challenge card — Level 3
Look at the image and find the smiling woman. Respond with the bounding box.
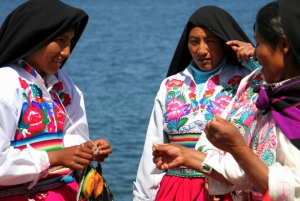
[0,0,112,200]
[23,28,75,76]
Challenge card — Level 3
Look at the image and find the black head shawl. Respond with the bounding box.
[167,6,252,77]
[279,0,300,66]
[0,0,88,68]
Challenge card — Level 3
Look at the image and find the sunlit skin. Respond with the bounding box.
[188,27,226,71]
[23,28,75,77]
[253,25,300,83]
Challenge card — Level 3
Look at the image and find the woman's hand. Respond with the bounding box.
[91,139,113,162]
[48,142,95,170]
[204,114,247,153]
[227,40,254,63]
[152,143,186,170]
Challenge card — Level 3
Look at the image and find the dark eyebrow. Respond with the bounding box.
[206,35,218,39]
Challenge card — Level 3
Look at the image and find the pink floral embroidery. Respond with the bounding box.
[256,142,267,157]
[267,133,277,149]
[189,80,196,93]
[211,95,232,114]
[207,75,219,89]
[165,79,184,88]
[166,98,188,121]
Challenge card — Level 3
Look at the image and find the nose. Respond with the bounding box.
[60,45,71,58]
[196,42,208,56]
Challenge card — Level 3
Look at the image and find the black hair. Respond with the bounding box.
[255,1,284,49]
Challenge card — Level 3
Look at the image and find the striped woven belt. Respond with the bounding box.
[0,175,68,198]
[167,166,205,177]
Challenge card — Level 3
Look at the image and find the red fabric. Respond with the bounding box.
[0,181,79,201]
[262,190,272,201]
[155,175,207,201]
[155,175,234,201]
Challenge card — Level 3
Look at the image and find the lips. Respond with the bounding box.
[198,58,209,62]
[54,59,63,64]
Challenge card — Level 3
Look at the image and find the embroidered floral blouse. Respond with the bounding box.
[134,60,253,201]
[197,69,300,201]
[0,60,89,188]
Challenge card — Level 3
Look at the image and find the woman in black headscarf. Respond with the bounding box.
[0,0,112,200]
[134,5,259,201]
[153,1,300,200]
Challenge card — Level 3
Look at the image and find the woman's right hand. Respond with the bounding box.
[152,143,186,170]
[227,40,255,63]
[48,141,96,170]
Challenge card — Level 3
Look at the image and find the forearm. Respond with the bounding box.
[183,149,232,185]
[231,146,268,194]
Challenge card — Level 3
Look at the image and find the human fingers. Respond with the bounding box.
[152,143,169,153]
[50,146,93,170]
[93,153,109,162]
[226,40,244,47]
[93,139,113,155]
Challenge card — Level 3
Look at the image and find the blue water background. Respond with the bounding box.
[1,0,272,200]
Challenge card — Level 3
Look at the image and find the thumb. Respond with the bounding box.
[215,114,226,123]
[152,143,168,151]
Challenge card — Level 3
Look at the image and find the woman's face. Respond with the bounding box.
[254,25,285,83]
[24,28,75,76]
[188,26,226,71]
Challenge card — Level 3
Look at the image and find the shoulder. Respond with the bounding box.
[155,68,193,105]
[56,69,83,99]
[0,63,22,87]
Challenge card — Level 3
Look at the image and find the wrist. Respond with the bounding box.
[48,150,59,167]
[230,145,251,161]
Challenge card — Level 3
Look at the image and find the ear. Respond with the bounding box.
[280,35,290,55]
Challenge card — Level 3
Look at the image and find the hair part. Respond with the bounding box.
[255,1,284,49]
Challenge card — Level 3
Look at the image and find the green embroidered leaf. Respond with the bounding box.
[167,123,177,131]
[22,93,29,103]
[234,119,243,125]
[253,135,259,151]
[177,93,186,103]
[248,87,254,98]
[224,87,232,92]
[197,145,205,152]
[178,117,188,128]
[168,91,175,98]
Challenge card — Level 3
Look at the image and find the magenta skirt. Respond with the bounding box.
[155,175,207,201]
[0,181,83,201]
[155,175,234,201]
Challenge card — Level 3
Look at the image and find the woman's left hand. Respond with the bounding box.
[91,139,113,162]
[204,114,246,153]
